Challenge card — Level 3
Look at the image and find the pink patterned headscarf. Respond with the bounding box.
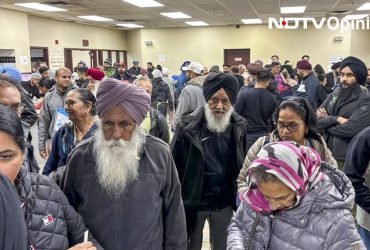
[241,141,323,214]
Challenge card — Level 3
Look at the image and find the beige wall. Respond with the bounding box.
[0,8,31,72]
[126,29,142,67]
[127,24,356,74]
[28,15,127,70]
[350,29,370,66]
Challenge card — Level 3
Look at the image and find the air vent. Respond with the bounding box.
[47,1,71,6]
[330,10,353,15]
[117,19,136,22]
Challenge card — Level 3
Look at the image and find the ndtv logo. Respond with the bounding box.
[268,17,370,32]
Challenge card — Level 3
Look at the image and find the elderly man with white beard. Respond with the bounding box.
[171,73,248,250]
[62,78,187,250]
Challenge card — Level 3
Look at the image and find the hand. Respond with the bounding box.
[86,83,95,92]
[39,150,48,159]
[337,117,349,125]
[316,108,328,118]
[68,242,96,250]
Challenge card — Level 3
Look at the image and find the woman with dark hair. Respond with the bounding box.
[42,88,98,176]
[237,97,337,194]
[228,141,364,249]
[0,104,98,249]
[314,64,326,75]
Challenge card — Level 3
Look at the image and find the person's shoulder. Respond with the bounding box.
[69,137,94,160]
[145,135,170,154]
[29,171,59,190]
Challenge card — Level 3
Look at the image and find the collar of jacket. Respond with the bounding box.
[77,133,148,163]
[302,71,315,81]
[186,75,205,87]
[15,166,35,207]
[181,106,247,152]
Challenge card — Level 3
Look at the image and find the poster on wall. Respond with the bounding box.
[19,56,28,65]
[328,56,342,72]
[158,54,165,62]
[50,49,64,70]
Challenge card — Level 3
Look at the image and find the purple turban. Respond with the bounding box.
[96,78,151,124]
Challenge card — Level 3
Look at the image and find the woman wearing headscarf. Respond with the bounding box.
[237,97,337,194]
[228,141,365,250]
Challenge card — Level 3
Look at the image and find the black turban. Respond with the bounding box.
[340,56,367,85]
[203,73,239,104]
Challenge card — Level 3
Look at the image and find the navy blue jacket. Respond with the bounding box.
[42,122,98,175]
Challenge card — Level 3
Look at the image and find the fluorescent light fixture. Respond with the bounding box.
[241,18,262,24]
[122,0,163,7]
[78,16,114,22]
[342,14,369,20]
[116,23,144,28]
[357,3,370,11]
[185,21,209,26]
[161,12,191,19]
[15,3,67,11]
[280,6,306,14]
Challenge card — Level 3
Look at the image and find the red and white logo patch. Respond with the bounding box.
[43,214,54,225]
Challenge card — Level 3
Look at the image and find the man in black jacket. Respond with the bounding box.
[317,56,370,169]
[325,61,341,93]
[294,60,321,110]
[171,73,248,250]
[112,61,135,83]
[136,77,170,143]
[344,127,370,249]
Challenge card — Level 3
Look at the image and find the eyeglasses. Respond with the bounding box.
[10,103,24,114]
[277,121,304,132]
[65,100,79,107]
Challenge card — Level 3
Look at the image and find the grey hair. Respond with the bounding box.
[135,76,152,90]
[251,167,279,184]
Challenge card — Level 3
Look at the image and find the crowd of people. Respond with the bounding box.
[0,53,370,249]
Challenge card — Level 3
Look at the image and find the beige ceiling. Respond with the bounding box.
[1,0,370,30]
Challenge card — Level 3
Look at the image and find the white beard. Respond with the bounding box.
[94,126,144,198]
[204,105,234,133]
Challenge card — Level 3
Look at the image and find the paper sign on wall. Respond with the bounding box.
[158,54,166,62]
[328,56,342,72]
[19,56,28,65]
[235,57,242,62]
[50,49,64,70]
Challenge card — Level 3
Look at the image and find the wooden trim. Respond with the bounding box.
[64,49,73,71]
[98,51,103,65]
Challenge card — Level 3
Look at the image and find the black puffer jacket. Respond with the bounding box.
[151,77,174,111]
[15,167,99,249]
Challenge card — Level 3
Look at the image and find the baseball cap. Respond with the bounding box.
[181,61,203,75]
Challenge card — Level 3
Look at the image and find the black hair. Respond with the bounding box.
[317,74,326,82]
[314,64,325,75]
[270,62,281,68]
[231,65,239,74]
[302,55,310,60]
[0,104,25,152]
[147,62,153,66]
[271,55,279,60]
[39,66,49,74]
[71,88,97,116]
[38,77,53,89]
[156,64,162,71]
[223,64,231,68]
[284,60,290,65]
[257,69,273,82]
[274,97,317,128]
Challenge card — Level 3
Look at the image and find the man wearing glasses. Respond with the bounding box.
[317,56,370,170]
[0,77,39,173]
[38,67,75,159]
